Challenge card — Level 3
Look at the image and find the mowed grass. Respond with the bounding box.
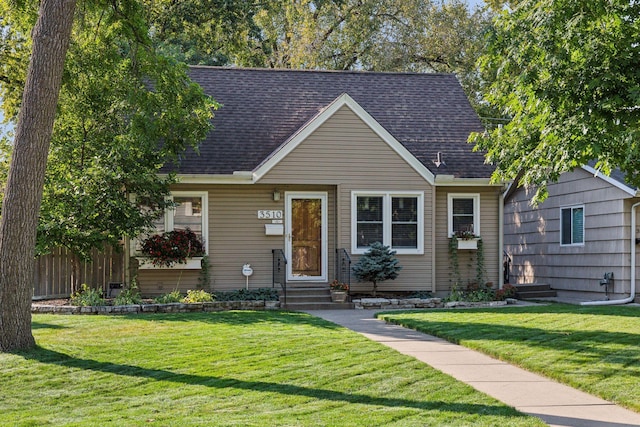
[379,304,640,413]
[0,311,543,426]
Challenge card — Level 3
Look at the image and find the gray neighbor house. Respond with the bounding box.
[123,67,505,299]
[504,164,640,304]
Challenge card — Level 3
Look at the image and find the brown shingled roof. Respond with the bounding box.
[168,66,493,179]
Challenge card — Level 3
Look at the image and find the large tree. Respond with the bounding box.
[0,0,76,351]
[471,0,640,201]
[0,0,215,351]
[1,1,215,293]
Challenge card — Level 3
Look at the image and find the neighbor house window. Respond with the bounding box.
[447,194,480,237]
[352,191,423,255]
[560,205,584,246]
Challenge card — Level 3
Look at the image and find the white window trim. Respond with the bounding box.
[447,193,480,237]
[560,204,585,247]
[351,191,424,255]
[164,191,209,255]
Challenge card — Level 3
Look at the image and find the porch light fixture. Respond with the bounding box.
[273,189,281,201]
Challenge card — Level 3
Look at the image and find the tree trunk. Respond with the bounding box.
[0,0,77,352]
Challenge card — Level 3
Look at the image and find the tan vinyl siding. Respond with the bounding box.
[434,187,501,292]
[261,105,434,292]
[504,167,638,296]
[259,106,427,185]
[136,184,335,296]
[137,106,499,296]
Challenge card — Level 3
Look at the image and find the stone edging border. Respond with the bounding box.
[353,297,519,310]
[32,300,281,314]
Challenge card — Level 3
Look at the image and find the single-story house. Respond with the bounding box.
[504,164,640,303]
[130,67,504,298]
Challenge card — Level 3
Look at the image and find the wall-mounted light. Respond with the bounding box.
[273,189,281,201]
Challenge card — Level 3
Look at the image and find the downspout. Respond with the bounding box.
[581,201,640,306]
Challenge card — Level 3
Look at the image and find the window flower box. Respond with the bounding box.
[136,256,203,270]
[138,228,205,268]
[457,238,479,250]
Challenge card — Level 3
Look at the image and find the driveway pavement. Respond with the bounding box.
[307,309,640,427]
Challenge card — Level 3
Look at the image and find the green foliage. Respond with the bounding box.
[407,290,434,299]
[70,284,105,307]
[448,237,485,287]
[0,1,217,262]
[154,290,183,304]
[472,0,640,202]
[213,288,279,301]
[495,284,517,301]
[445,281,495,302]
[182,289,214,303]
[113,284,143,306]
[136,0,497,116]
[141,228,205,267]
[352,242,402,296]
[198,255,211,289]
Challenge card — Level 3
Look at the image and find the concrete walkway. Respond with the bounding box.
[308,309,640,427]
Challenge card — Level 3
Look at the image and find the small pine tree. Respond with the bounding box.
[352,242,402,297]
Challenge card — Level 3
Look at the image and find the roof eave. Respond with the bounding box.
[581,165,637,196]
[434,175,501,187]
[170,172,254,184]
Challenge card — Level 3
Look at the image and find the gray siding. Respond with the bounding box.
[504,167,639,297]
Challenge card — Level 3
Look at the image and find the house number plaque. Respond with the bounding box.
[258,210,283,220]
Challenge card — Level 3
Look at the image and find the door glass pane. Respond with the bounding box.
[291,198,322,277]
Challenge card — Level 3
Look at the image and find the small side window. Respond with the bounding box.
[561,206,584,245]
[448,194,480,237]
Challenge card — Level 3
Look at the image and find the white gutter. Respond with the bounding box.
[581,201,640,306]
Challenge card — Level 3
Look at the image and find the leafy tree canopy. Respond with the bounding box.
[139,0,496,115]
[471,0,640,201]
[0,0,216,261]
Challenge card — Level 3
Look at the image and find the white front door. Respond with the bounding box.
[285,192,327,282]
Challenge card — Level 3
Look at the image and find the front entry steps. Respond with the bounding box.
[514,283,557,299]
[280,286,354,310]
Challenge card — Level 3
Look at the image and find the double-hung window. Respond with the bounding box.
[150,191,209,253]
[560,205,584,246]
[447,194,480,237]
[352,191,423,254]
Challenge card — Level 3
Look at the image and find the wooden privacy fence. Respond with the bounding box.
[32,246,125,299]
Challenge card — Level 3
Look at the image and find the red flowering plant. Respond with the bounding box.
[330,279,349,292]
[140,228,205,267]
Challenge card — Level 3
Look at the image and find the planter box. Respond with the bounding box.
[136,257,203,270]
[456,238,478,250]
[330,291,348,303]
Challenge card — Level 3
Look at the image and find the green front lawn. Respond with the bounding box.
[1,311,543,426]
[379,304,640,413]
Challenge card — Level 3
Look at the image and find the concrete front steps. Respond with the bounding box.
[513,283,557,299]
[280,286,354,310]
